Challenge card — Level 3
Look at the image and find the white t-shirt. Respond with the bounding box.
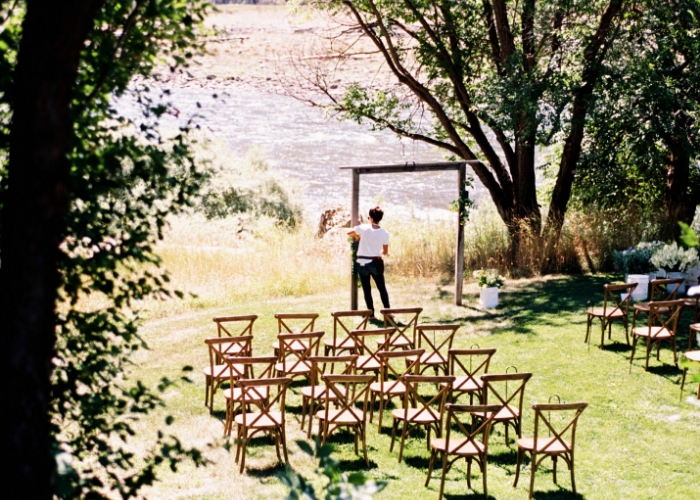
[354,224,389,264]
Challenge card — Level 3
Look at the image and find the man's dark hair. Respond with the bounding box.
[369,206,384,223]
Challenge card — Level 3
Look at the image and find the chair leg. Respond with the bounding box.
[361,424,369,467]
[513,447,523,487]
[482,455,488,500]
[466,457,472,489]
[528,452,537,499]
[552,455,558,484]
[630,335,639,369]
[438,452,447,500]
[585,314,592,343]
[671,337,678,367]
[390,419,398,452]
[570,454,576,495]
[645,337,652,371]
[600,318,606,348]
[239,430,248,474]
[398,421,408,463]
[425,449,436,487]
[680,367,688,396]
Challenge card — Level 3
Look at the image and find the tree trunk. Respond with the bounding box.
[0,1,103,497]
[661,133,696,242]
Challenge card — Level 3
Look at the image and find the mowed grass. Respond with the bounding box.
[131,271,700,500]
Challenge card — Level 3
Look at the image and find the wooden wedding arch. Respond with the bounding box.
[341,161,477,309]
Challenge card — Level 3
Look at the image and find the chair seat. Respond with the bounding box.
[517,437,571,454]
[449,376,483,393]
[391,408,440,423]
[301,385,344,399]
[377,337,412,348]
[275,360,311,375]
[370,381,406,395]
[234,411,283,428]
[690,323,700,332]
[430,437,485,455]
[471,404,519,421]
[324,338,356,350]
[203,363,244,379]
[407,353,447,366]
[683,350,700,363]
[317,408,363,424]
[634,303,671,314]
[632,326,673,338]
[356,356,381,371]
[587,307,625,318]
[223,386,269,402]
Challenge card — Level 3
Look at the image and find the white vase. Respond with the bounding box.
[626,274,649,301]
[480,287,499,309]
[648,271,657,281]
[667,271,686,294]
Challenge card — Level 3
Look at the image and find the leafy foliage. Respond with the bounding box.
[281,439,387,500]
[0,1,213,497]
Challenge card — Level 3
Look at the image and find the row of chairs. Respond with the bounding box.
[585,279,700,375]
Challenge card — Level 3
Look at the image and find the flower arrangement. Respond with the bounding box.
[650,242,700,272]
[613,241,663,275]
[473,269,504,288]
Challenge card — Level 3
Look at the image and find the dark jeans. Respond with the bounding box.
[355,259,390,315]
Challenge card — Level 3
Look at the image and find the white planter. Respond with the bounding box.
[480,287,499,309]
[648,271,657,281]
[626,274,649,301]
[667,271,686,294]
[656,269,667,278]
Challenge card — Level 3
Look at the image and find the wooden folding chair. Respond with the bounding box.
[514,402,588,499]
[222,355,277,437]
[234,377,293,473]
[349,328,394,373]
[275,331,324,381]
[369,348,424,433]
[380,307,422,350]
[425,403,501,500]
[630,299,684,371]
[324,310,372,357]
[585,282,637,347]
[317,374,376,466]
[446,348,497,404]
[408,324,460,375]
[474,372,533,445]
[390,374,454,463]
[300,354,357,438]
[203,335,253,413]
[213,314,257,338]
[271,312,319,355]
[632,278,683,329]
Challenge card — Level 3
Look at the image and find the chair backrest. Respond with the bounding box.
[602,283,637,315]
[221,355,278,387]
[205,335,253,369]
[377,349,424,391]
[480,372,533,420]
[401,375,455,423]
[381,307,422,346]
[276,312,319,334]
[444,403,503,452]
[213,314,257,337]
[415,324,460,361]
[649,278,683,302]
[277,331,324,373]
[647,300,685,337]
[237,377,292,427]
[349,328,395,371]
[448,347,497,383]
[307,354,358,386]
[331,310,372,349]
[531,402,588,454]
[322,374,376,424]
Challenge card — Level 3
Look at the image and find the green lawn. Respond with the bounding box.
[132,274,699,499]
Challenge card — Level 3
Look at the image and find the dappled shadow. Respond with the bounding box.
[443,491,496,500]
[489,449,518,467]
[532,489,585,500]
[645,364,683,378]
[336,455,379,471]
[245,461,286,478]
[600,342,632,353]
[403,454,431,470]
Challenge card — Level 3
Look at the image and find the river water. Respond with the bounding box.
[119,86,492,221]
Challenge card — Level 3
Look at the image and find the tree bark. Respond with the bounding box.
[0,1,103,497]
[661,132,697,241]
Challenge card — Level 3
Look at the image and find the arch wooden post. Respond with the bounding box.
[343,162,472,309]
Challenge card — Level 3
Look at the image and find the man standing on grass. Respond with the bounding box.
[348,206,390,319]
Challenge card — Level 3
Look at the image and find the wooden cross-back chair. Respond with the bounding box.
[630,299,684,371]
[514,402,588,499]
[233,377,293,473]
[380,307,423,350]
[632,278,683,329]
[275,331,324,382]
[222,355,277,437]
[409,324,460,376]
[584,282,637,348]
[349,328,394,373]
[317,374,376,466]
[324,310,372,357]
[271,312,319,355]
[425,403,501,500]
[300,354,358,438]
[203,335,253,413]
[475,372,533,445]
[211,315,257,360]
[369,348,424,433]
[446,348,497,404]
[390,374,454,463]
